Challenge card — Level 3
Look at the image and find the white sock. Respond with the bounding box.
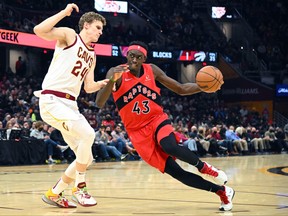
[51,178,69,195]
[75,171,86,187]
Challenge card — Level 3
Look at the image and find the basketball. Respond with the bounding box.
[195,66,224,93]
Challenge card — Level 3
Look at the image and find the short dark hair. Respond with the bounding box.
[129,41,148,52]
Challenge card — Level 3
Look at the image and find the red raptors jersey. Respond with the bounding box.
[112,64,163,130]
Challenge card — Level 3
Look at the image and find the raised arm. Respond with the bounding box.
[33,3,79,46]
[152,64,202,95]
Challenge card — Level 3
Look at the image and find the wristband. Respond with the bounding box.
[109,76,116,83]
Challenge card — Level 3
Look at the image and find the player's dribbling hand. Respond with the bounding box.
[64,3,79,16]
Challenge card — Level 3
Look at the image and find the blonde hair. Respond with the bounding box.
[235,126,243,135]
[78,12,106,31]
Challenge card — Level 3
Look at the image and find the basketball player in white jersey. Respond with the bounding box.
[33,3,109,208]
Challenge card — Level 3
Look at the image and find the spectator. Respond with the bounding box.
[174,125,198,153]
[30,121,68,164]
[101,114,116,130]
[50,128,74,163]
[15,56,25,77]
[246,127,264,154]
[264,126,280,153]
[94,124,123,161]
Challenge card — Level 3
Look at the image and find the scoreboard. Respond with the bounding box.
[112,45,217,62]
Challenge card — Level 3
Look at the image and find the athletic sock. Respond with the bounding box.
[51,178,68,195]
[75,171,86,187]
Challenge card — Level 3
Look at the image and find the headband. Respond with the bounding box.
[127,45,147,57]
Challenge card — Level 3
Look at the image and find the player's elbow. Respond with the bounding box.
[33,25,41,36]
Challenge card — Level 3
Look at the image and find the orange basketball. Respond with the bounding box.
[195,66,224,93]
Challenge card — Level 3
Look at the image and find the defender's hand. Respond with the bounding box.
[64,3,79,16]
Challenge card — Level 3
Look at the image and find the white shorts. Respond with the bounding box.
[39,94,94,150]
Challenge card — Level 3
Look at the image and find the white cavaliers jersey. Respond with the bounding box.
[42,34,95,98]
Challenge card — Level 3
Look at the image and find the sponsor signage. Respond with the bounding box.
[0,29,218,62]
[0,29,112,56]
[221,77,274,102]
[276,84,288,97]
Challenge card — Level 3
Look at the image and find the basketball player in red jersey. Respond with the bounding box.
[34,3,109,208]
[96,41,235,211]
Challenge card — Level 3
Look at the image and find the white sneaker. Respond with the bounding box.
[59,145,69,152]
[121,153,129,161]
[72,183,97,207]
[200,162,228,185]
[217,186,235,211]
[47,158,56,164]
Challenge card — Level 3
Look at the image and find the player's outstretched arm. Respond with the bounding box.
[84,61,109,93]
[152,64,202,95]
[33,3,79,42]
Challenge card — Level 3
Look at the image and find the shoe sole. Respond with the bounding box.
[219,190,235,211]
[72,196,97,207]
[42,195,77,208]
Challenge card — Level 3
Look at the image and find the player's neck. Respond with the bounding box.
[130,66,144,78]
[79,32,93,47]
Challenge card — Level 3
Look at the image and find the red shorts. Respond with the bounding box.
[127,113,175,173]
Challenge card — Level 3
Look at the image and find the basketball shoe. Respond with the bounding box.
[42,188,77,208]
[200,162,228,185]
[216,185,235,211]
[72,182,97,207]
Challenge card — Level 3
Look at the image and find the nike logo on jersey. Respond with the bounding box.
[125,78,132,81]
[145,75,151,81]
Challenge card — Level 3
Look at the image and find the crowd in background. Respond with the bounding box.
[0,0,288,163]
[1,73,287,164]
[1,0,287,81]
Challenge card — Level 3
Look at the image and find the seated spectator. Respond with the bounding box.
[174,125,198,154]
[21,121,32,139]
[275,127,287,152]
[209,126,228,156]
[50,128,74,163]
[189,125,206,156]
[93,124,123,161]
[234,126,249,155]
[121,126,140,160]
[246,127,264,154]
[225,125,243,155]
[197,126,211,156]
[218,126,236,156]
[30,121,68,164]
[5,120,21,140]
[109,124,127,154]
[264,126,280,153]
[101,114,116,130]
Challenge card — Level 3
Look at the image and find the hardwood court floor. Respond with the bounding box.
[0,154,287,216]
